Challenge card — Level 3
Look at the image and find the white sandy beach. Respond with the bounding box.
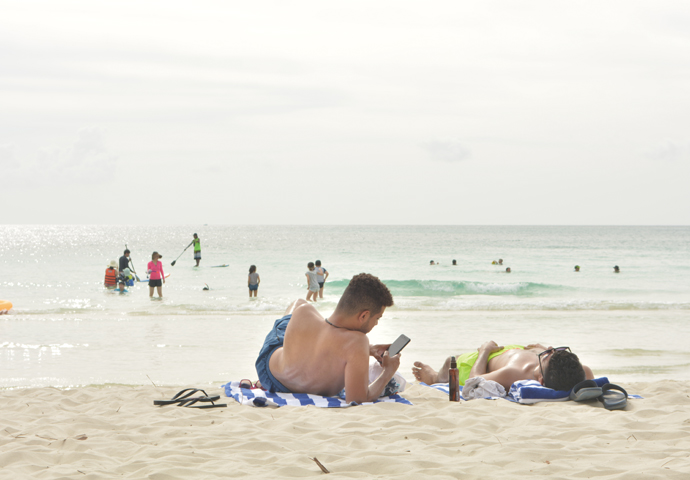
[1,381,689,479]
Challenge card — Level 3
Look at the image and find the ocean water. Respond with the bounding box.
[1,225,689,389]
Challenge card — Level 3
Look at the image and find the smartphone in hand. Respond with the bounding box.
[388,334,411,356]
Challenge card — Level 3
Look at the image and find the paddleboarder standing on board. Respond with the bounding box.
[192,233,201,267]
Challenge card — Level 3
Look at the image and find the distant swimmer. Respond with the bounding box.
[248,265,260,298]
[613,265,620,273]
[505,267,511,273]
[498,259,503,265]
[104,260,118,289]
[574,265,580,272]
[452,259,457,266]
[430,260,436,265]
[148,251,165,298]
[315,260,329,299]
[192,233,201,267]
[306,262,320,302]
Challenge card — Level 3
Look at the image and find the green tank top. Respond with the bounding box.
[193,238,201,252]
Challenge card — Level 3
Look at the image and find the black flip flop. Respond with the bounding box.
[569,380,603,402]
[598,383,628,410]
[178,397,227,409]
[154,388,211,406]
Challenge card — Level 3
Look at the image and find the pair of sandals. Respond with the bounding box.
[154,388,227,409]
[569,380,627,410]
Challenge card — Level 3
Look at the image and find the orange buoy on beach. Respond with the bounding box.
[0,300,12,313]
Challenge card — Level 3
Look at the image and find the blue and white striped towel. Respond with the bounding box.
[222,381,413,408]
[424,377,642,404]
[508,378,610,404]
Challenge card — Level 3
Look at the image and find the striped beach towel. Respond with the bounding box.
[423,377,641,404]
[222,381,413,408]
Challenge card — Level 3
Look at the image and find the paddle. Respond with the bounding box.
[171,241,193,266]
[125,244,142,282]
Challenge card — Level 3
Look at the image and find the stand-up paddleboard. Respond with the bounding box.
[0,300,12,314]
[140,274,171,281]
[210,264,229,268]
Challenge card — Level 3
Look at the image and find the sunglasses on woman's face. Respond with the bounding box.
[538,346,571,379]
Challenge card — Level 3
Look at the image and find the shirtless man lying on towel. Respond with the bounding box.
[255,273,399,404]
[412,342,594,391]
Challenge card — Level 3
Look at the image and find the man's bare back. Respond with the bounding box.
[261,279,399,404]
[270,300,370,397]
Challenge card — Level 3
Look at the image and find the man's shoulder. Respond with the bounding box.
[290,302,321,321]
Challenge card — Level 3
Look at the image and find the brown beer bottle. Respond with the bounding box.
[449,356,460,402]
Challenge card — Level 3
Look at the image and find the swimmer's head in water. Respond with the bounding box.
[452,259,457,265]
[506,267,511,273]
[574,265,580,271]
[613,265,620,272]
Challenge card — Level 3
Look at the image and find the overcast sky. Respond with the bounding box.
[2,1,689,225]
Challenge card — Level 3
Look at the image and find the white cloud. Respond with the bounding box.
[420,140,471,163]
[4,128,117,188]
[645,140,690,162]
[0,143,15,170]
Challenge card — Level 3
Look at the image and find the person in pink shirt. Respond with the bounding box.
[147,251,165,298]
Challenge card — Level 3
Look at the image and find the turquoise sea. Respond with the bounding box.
[1,225,689,389]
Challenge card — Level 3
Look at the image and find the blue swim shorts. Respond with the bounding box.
[249,284,258,291]
[255,314,292,393]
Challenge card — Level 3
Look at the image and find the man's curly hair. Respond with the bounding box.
[336,273,393,316]
[544,350,586,391]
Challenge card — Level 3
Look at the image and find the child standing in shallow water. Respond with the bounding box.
[248,265,260,297]
[305,262,320,302]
